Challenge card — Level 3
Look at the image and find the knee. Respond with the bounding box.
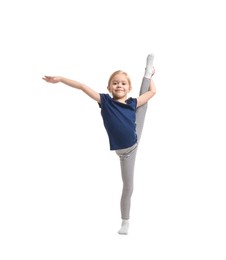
[123,185,134,197]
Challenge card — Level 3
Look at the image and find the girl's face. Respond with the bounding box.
[107,73,131,101]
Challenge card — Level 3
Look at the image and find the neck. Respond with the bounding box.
[113,96,127,103]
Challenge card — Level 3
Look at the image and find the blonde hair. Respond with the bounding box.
[107,70,132,89]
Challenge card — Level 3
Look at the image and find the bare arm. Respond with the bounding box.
[42,76,101,103]
[136,79,156,108]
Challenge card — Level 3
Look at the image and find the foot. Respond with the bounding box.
[144,53,154,79]
[118,219,129,235]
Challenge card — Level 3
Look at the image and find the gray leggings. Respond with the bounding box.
[116,77,150,219]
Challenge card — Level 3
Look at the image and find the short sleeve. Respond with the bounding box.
[98,93,111,108]
[126,97,137,109]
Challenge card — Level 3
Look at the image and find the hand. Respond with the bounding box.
[42,76,61,83]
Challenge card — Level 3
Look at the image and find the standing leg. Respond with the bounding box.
[116,144,137,235]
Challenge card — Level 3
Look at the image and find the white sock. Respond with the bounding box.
[144,53,154,79]
[118,219,129,235]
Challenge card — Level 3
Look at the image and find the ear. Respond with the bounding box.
[107,86,111,93]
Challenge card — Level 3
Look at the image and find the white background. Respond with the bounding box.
[0,0,226,259]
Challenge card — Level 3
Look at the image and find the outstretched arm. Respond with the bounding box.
[42,76,101,103]
[136,79,156,108]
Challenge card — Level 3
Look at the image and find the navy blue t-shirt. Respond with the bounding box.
[99,94,137,150]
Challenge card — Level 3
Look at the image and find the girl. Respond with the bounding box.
[42,54,156,235]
